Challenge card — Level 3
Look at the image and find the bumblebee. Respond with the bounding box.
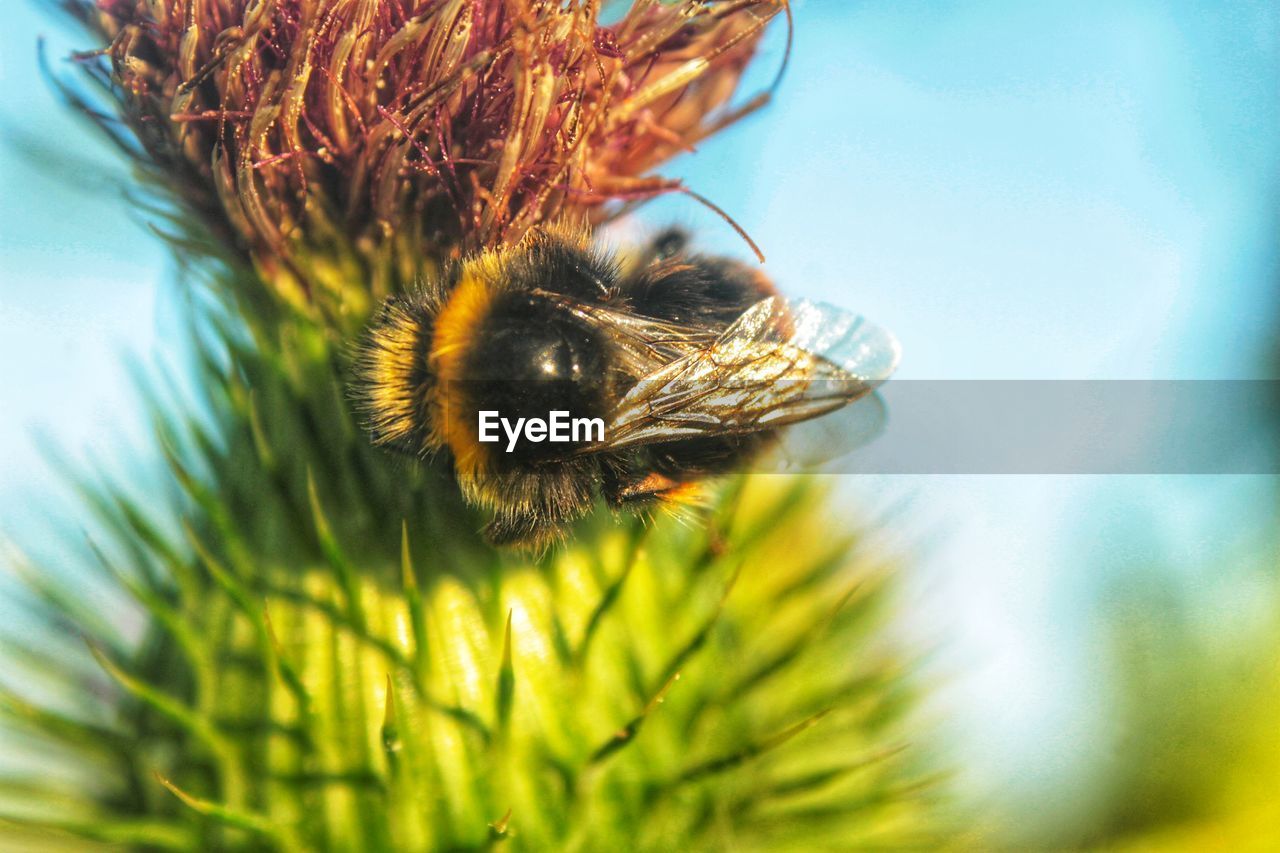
[355,225,899,549]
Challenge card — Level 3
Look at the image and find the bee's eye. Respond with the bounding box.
[462,297,610,461]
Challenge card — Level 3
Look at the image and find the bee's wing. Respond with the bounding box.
[769,392,889,470]
[540,293,716,376]
[596,297,901,450]
[785,298,901,386]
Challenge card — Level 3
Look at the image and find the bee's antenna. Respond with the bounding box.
[768,0,795,98]
[680,187,766,264]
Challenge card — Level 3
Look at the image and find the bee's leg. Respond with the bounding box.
[605,470,682,506]
[602,467,704,512]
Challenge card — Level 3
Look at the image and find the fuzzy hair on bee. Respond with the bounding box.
[354,224,899,550]
[355,225,624,549]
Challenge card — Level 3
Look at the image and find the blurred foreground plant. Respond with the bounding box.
[1079,574,1280,851]
[0,1,943,848]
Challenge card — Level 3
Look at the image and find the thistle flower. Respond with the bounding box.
[1,2,947,849]
[70,0,784,320]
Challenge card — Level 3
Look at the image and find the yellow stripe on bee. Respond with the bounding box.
[362,301,427,449]
[429,254,503,485]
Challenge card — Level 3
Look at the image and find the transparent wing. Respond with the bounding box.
[595,297,901,451]
[768,392,889,470]
[786,299,901,385]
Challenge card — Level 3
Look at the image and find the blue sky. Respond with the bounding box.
[1,3,168,518]
[3,0,1279,835]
